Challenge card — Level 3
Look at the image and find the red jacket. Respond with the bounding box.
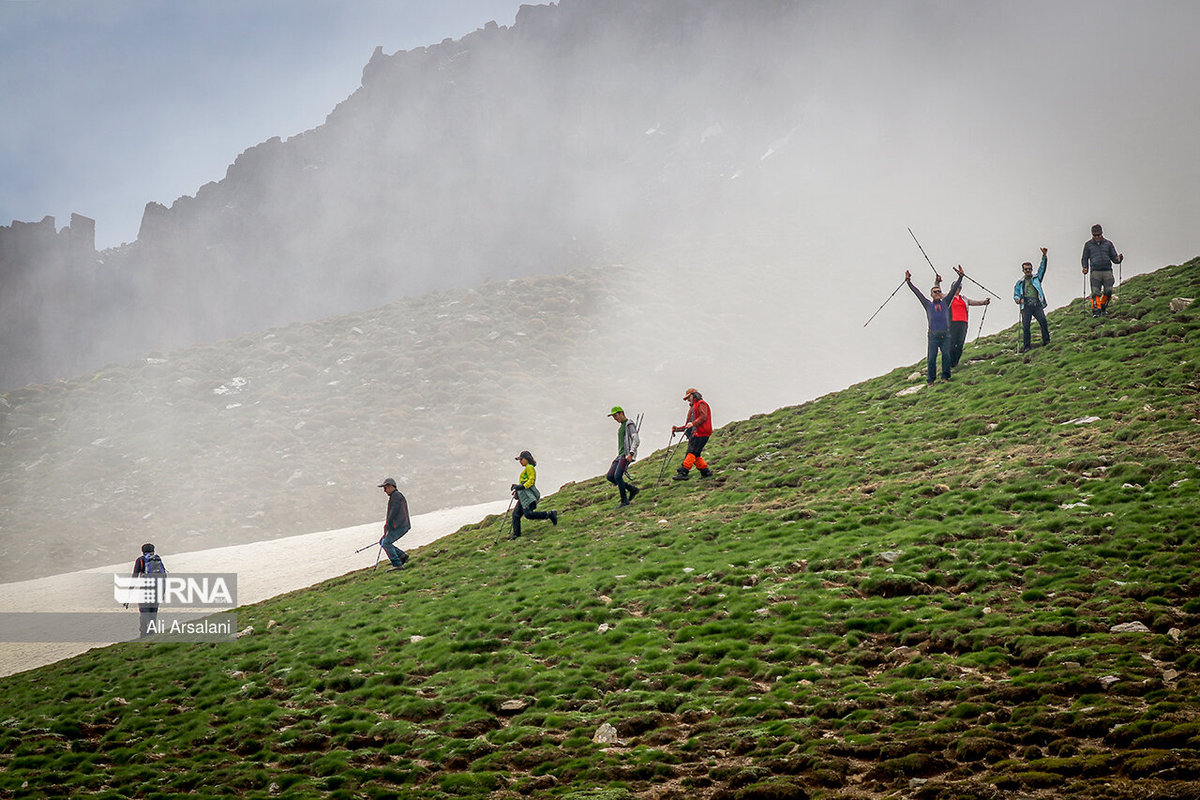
[950,294,969,323]
[690,399,713,437]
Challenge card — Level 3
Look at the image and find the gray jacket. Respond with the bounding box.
[618,418,639,460]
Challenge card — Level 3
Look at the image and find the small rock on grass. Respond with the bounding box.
[1110,621,1150,634]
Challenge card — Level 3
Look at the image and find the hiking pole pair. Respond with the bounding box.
[656,432,687,484]
[494,496,516,545]
[863,278,907,327]
[355,538,386,570]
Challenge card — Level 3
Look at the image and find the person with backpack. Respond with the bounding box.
[1013,247,1051,352]
[606,406,641,507]
[672,388,713,480]
[906,265,965,385]
[378,477,411,571]
[509,450,558,539]
[1082,224,1123,317]
[130,543,166,637]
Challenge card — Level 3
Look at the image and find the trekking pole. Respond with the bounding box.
[494,496,516,545]
[863,278,906,327]
[975,303,988,341]
[962,273,1003,301]
[355,540,380,554]
[656,432,678,484]
[372,543,384,571]
[907,227,941,280]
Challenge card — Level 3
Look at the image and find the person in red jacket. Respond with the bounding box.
[672,387,713,480]
[947,286,989,370]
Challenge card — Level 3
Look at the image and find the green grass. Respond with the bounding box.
[1,259,1199,799]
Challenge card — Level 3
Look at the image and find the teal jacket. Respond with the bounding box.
[1013,255,1048,308]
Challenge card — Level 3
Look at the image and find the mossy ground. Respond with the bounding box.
[1,259,1198,799]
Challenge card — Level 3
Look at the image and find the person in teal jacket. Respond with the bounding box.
[509,450,558,539]
[1013,247,1050,352]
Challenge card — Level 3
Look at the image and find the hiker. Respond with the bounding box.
[130,543,166,637]
[1082,224,1123,317]
[378,477,411,570]
[509,450,558,538]
[607,406,641,507]
[1013,247,1050,352]
[906,265,965,384]
[672,388,713,480]
[947,283,990,369]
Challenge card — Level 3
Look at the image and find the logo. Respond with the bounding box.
[112,573,237,607]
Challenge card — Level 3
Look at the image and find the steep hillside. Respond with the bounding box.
[0,249,832,584]
[1,260,1197,798]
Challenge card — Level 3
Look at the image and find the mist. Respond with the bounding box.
[1,0,1197,580]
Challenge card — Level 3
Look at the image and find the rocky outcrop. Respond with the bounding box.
[2,0,818,390]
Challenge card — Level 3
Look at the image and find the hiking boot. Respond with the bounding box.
[699,468,713,478]
[627,485,640,503]
[672,468,690,481]
[549,510,559,526]
[388,562,406,571]
[618,499,631,508]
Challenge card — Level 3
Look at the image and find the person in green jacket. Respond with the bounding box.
[606,406,641,507]
[509,450,558,539]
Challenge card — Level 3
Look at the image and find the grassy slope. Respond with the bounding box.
[1,259,1198,800]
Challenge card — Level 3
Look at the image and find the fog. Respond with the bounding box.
[1,0,1198,580]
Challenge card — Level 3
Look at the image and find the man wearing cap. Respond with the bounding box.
[607,406,641,507]
[672,388,713,480]
[1082,224,1123,317]
[378,478,411,570]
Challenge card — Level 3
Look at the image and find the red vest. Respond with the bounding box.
[950,294,969,323]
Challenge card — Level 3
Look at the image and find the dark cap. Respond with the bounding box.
[378,477,397,488]
[515,450,535,464]
[1092,224,1103,235]
[141,543,155,554]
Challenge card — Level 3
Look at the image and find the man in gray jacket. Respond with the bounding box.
[378,478,411,570]
[607,406,640,507]
[1082,224,1124,317]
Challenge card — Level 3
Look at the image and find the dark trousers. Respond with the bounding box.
[607,456,635,501]
[512,500,551,537]
[948,321,969,369]
[1021,304,1050,349]
[381,528,408,566]
[926,331,951,383]
[139,606,159,637]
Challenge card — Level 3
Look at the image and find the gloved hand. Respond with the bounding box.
[510,484,520,492]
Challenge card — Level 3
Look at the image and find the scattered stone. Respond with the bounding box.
[269,782,281,795]
[1121,483,1143,490]
[1100,675,1121,688]
[1060,502,1090,509]
[754,607,770,616]
[498,699,529,714]
[907,371,924,381]
[1169,297,1194,313]
[410,635,425,644]
[112,697,129,706]
[878,550,903,563]
[597,623,612,634]
[896,385,923,396]
[1110,621,1150,634]
[266,619,277,629]
[1163,669,1181,683]
[1061,416,1101,425]
[1169,628,1182,641]
[1171,478,1190,489]
[1061,661,1082,670]
[593,722,621,744]
[237,625,254,638]
[598,595,612,604]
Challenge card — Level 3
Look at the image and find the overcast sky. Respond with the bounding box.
[1,0,528,248]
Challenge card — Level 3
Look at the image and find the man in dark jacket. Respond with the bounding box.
[131,543,166,637]
[906,265,965,385]
[1082,224,1123,317]
[378,478,411,570]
